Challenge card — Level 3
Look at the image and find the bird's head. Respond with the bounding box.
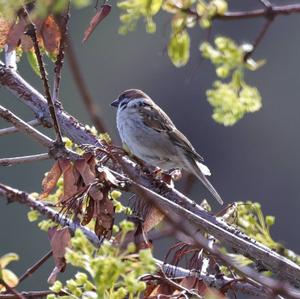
[111,89,152,109]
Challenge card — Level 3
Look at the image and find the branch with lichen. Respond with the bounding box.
[1,63,300,289]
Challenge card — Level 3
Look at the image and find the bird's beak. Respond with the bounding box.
[111,98,120,107]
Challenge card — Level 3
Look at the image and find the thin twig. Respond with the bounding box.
[183,3,300,21]
[0,280,25,299]
[66,36,107,133]
[0,153,50,166]
[158,265,202,298]
[0,105,53,148]
[258,0,272,8]
[52,2,70,102]
[0,291,63,299]
[243,1,275,62]
[25,20,63,144]
[0,119,40,137]
[18,250,53,284]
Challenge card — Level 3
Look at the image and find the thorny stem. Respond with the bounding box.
[25,22,63,144]
[53,2,71,102]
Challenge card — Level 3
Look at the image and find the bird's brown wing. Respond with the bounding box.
[139,102,204,162]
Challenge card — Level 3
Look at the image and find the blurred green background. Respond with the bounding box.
[1,0,300,293]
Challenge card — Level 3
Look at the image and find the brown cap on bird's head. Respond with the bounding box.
[111,89,150,107]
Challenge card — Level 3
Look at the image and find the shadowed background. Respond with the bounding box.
[0,0,300,294]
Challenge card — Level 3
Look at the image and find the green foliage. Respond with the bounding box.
[231,201,300,266]
[0,253,19,292]
[26,51,41,78]
[117,0,267,125]
[201,37,263,125]
[118,0,163,34]
[196,0,228,28]
[48,224,156,299]
[168,30,190,67]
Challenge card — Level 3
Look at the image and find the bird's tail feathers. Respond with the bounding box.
[193,161,223,205]
[196,161,211,176]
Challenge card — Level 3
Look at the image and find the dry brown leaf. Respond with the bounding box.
[48,227,71,284]
[147,283,174,297]
[94,194,114,238]
[61,161,79,202]
[203,287,227,299]
[0,17,11,48]
[81,197,94,225]
[143,207,165,233]
[41,15,61,53]
[172,276,207,297]
[41,161,62,198]
[6,18,27,51]
[82,4,111,43]
[75,158,95,185]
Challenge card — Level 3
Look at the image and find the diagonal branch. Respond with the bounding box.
[1,64,300,287]
[0,105,53,148]
[116,161,300,299]
[0,183,278,298]
[0,183,102,247]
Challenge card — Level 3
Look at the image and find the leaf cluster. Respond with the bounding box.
[48,226,156,299]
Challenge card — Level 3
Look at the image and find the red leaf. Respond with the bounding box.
[41,16,61,53]
[82,4,112,43]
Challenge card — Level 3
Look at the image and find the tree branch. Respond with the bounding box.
[0,153,50,166]
[0,183,102,247]
[1,64,300,287]
[52,2,70,103]
[116,161,300,299]
[0,290,61,299]
[214,4,300,20]
[25,20,63,144]
[0,106,53,148]
[0,183,279,298]
[0,120,40,137]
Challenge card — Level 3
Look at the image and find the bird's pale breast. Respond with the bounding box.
[117,107,182,170]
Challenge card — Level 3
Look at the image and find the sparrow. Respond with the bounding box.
[111,89,223,205]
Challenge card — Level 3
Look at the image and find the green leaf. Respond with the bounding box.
[168,30,190,67]
[26,50,41,77]
[27,210,40,222]
[73,0,92,9]
[1,269,19,287]
[0,253,19,268]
